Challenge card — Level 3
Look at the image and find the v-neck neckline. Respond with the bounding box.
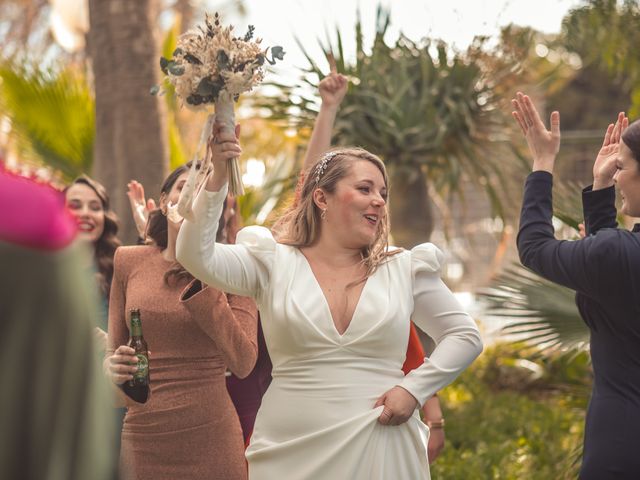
[296,248,370,338]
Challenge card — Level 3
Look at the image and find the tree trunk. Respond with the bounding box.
[87,0,168,244]
[388,168,434,248]
[174,0,194,32]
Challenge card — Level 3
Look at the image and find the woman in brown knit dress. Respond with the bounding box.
[105,163,258,480]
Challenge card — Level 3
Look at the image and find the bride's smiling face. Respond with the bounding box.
[319,159,387,249]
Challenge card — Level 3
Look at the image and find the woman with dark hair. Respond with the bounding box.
[65,175,121,345]
[105,162,258,480]
[65,175,126,471]
[124,175,270,446]
[512,92,640,478]
[177,124,482,478]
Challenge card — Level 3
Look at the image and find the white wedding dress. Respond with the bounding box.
[177,185,483,480]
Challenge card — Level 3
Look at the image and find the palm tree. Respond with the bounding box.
[87,0,169,243]
[482,264,588,354]
[562,0,640,116]
[480,181,590,355]
[0,62,94,180]
[257,7,527,247]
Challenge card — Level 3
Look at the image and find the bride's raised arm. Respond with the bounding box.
[176,124,275,301]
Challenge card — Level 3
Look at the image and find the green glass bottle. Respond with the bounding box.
[124,308,150,403]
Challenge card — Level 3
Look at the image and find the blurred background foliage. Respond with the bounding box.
[2,0,638,474]
[0,62,93,180]
[257,7,534,245]
[432,342,590,479]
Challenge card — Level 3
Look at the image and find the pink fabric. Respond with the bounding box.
[0,170,77,250]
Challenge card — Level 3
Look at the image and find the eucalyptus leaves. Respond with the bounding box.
[152,12,284,110]
[152,12,285,199]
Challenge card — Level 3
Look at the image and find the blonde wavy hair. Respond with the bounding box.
[274,147,400,279]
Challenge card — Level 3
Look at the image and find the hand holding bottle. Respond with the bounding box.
[105,345,139,385]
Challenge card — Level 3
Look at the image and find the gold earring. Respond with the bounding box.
[321,208,327,220]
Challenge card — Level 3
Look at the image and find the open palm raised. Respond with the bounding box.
[511,92,560,173]
[593,112,628,190]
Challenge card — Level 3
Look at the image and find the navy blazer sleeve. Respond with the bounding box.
[582,184,617,235]
[517,171,621,298]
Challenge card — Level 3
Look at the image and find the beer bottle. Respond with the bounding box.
[123,308,150,403]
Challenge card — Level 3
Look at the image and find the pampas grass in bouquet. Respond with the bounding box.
[152,12,284,218]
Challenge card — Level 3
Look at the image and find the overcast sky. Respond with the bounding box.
[219,0,585,82]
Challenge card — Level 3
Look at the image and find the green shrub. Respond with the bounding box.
[430,343,590,479]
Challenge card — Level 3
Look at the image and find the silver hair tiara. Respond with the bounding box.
[314,151,339,185]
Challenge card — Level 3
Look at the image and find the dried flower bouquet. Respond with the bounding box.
[153,12,284,217]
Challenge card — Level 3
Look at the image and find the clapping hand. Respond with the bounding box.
[511,92,560,173]
[127,180,156,238]
[593,112,628,190]
[319,54,348,109]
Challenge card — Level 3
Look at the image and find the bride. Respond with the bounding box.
[176,126,483,479]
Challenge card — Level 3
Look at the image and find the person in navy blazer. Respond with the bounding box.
[511,92,640,479]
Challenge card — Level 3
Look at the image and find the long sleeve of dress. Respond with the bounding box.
[180,281,258,378]
[176,183,274,301]
[516,171,629,299]
[582,184,617,235]
[398,244,483,406]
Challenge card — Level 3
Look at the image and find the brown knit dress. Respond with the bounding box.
[107,246,258,480]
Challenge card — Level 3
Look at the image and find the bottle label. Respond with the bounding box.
[130,317,142,337]
[134,354,149,381]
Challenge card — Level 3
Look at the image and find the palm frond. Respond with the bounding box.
[0,62,94,179]
[479,184,590,355]
[482,264,589,355]
[252,6,528,224]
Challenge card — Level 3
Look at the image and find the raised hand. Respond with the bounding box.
[127,180,156,237]
[374,386,420,426]
[319,54,348,109]
[209,122,242,166]
[511,92,560,173]
[593,112,628,190]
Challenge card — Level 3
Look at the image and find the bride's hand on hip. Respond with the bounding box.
[374,386,420,426]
